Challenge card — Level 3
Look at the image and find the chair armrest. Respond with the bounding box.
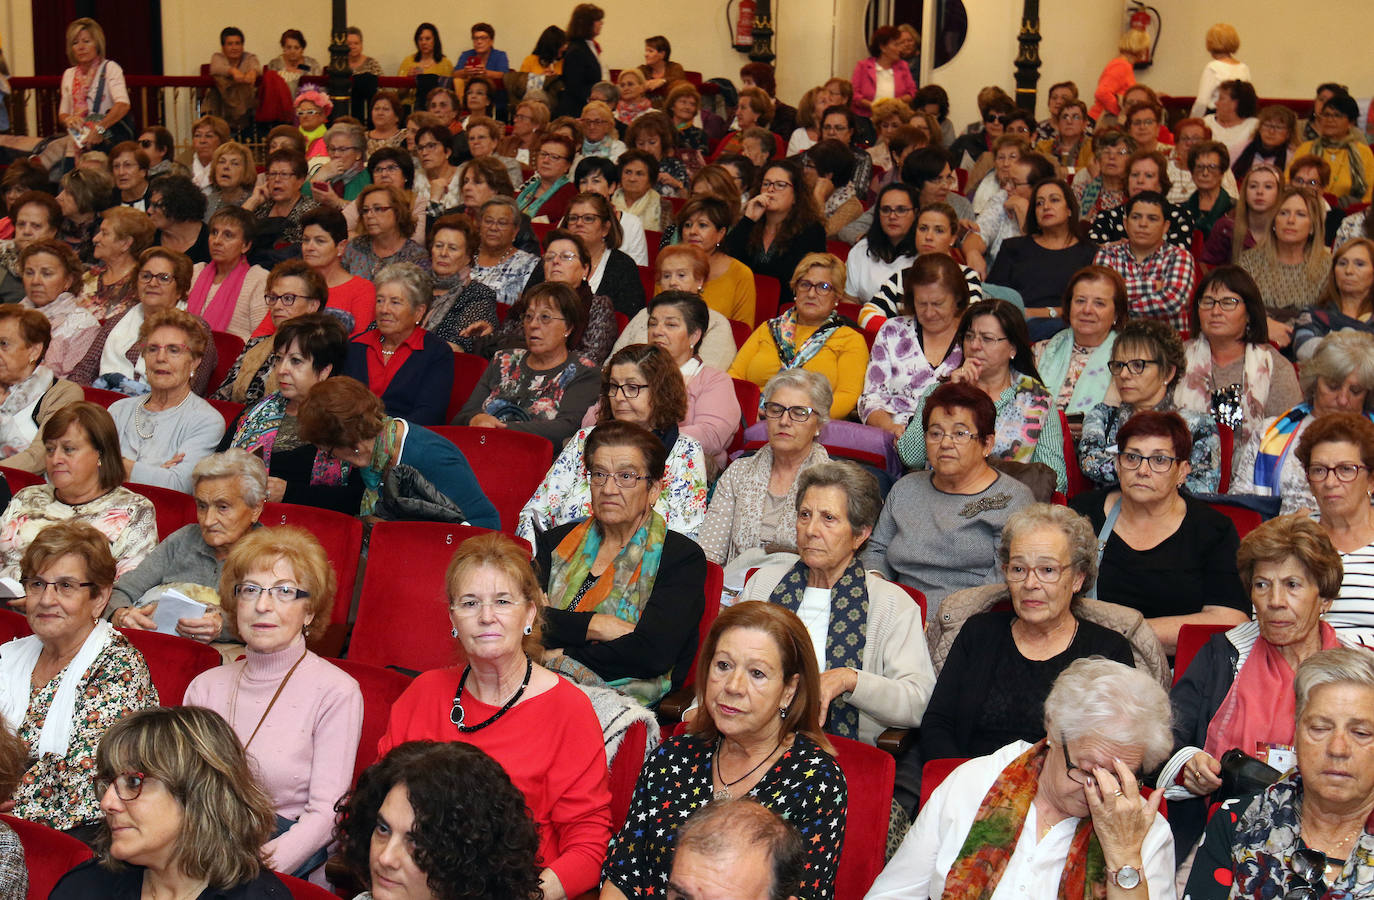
[657,686,694,723]
[876,727,915,755]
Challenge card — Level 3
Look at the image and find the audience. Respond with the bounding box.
[1300,414,1374,646]
[0,305,83,473]
[1032,265,1128,414]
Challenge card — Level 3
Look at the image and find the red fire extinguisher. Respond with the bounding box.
[1125,2,1161,69]
[733,0,756,51]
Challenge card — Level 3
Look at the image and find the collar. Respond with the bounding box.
[358,326,427,351]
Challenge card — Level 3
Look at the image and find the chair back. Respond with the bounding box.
[0,466,44,493]
[728,317,752,349]
[259,501,365,656]
[427,426,554,534]
[1061,409,1091,499]
[206,398,245,432]
[752,274,781,327]
[1217,422,1234,494]
[826,239,851,262]
[210,331,246,392]
[919,756,968,809]
[327,658,415,785]
[126,481,198,541]
[117,628,222,704]
[1174,623,1233,686]
[608,719,651,833]
[1,813,92,899]
[447,352,490,423]
[832,735,896,899]
[0,608,31,642]
[81,385,125,408]
[275,872,340,898]
[1207,500,1262,539]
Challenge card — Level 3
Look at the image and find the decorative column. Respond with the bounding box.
[749,0,776,64]
[1013,0,1041,115]
[327,0,351,117]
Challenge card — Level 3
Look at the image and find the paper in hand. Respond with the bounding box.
[150,588,208,635]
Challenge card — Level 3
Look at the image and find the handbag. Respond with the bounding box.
[1218,748,1282,798]
[375,464,468,523]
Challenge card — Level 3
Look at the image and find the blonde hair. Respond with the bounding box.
[1205,23,1240,55]
[210,141,257,189]
[1119,29,1151,59]
[220,526,336,640]
[65,18,107,64]
[444,532,544,657]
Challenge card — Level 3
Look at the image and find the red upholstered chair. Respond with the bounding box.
[732,378,761,426]
[1207,500,1262,539]
[655,562,723,721]
[729,317,753,349]
[1061,409,1091,499]
[81,385,125,408]
[126,481,198,541]
[644,230,663,268]
[832,735,896,899]
[1217,423,1234,494]
[260,501,365,657]
[826,239,851,262]
[0,466,44,493]
[427,426,554,534]
[206,398,245,432]
[1174,623,1233,686]
[117,628,222,704]
[327,658,414,785]
[608,719,651,833]
[447,352,490,423]
[919,756,968,809]
[638,265,656,301]
[275,872,340,898]
[531,221,554,244]
[894,582,927,627]
[752,274,781,327]
[0,608,31,642]
[210,331,246,392]
[2,813,92,899]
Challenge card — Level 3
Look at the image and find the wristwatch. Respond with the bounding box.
[95,124,107,135]
[1108,865,1142,890]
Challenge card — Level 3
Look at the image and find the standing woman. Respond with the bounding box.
[340,184,430,283]
[1088,29,1150,121]
[189,206,269,341]
[83,207,155,323]
[850,26,916,117]
[1032,265,1128,415]
[18,239,101,379]
[53,18,131,153]
[723,159,827,307]
[1239,186,1333,327]
[1189,24,1250,117]
[557,4,605,118]
[847,186,918,304]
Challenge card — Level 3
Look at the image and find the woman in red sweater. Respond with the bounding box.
[378,532,612,900]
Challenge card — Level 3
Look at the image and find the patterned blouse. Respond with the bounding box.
[1078,400,1221,494]
[858,316,963,425]
[12,631,158,829]
[341,236,431,283]
[516,427,709,542]
[0,485,158,581]
[603,733,847,900]
[471,249,540,308]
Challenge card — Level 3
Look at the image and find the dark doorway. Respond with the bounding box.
[31,0,163,75]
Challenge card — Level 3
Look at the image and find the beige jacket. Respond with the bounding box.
[4,379,82,474]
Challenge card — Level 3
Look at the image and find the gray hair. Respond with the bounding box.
[794,460,882,535]
[1043,657,1174,771]
[998,504,1099,595]
[324,121,366,152]
[1300,330,1374,410]
[479,195,520,223]
[374,261,431,314]
[591,80,621,105]
[1295,647,1374,719]
[762,369,832,429]
[191,449,268,507]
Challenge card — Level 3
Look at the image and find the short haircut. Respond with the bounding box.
[148,174,206,224]
[11,191,62,233]
[0,305,52,359]
[353,184,416,240]
[21,519,118,591]
[370,90,402,121]
[373,261,431,314]
[1091,127,1136,155]
[1300,331,1374,410]
[1205,23,1240,54]
[1238,513,1343,600]
[428,213,479,254]
[109,141,150,172]
[795,460,882,535]
[913,84,950,119]
[191,115,231,144]
[471,22,494,38]
[19,239,83,294]
[264,147,307,179]
[739,62,777,96]
[1118,28,1151,58]
[67,18,107,63]
[999,503,1099,594]
[806,139,855,183]
[1114,317,1185,388]
[737,87,775,126]
[672,799,805,900]
[1123,189,1168,219]
[266,258,327,308]
[951,299,1041,383]
[297,377,386,449]
[1219,79,1259,118]
[299,207,349,247]
[210,142,257,189]
[367,146,415,189]
[1290,154,1331,187]
[618,149,660,183]
[209,204,257,242]
[138,307,209,359]
[1048,80,1079,99]
[903,253,969,318]
[763,369,833,429]
[788,252,845,300]
[923,378,997,440]
[584,418,671,483]
[1060,265,1130,327]
[565,191,622,250]
[1187,139,1230,173]
[41,402,125,491]
[100,206,156,257]
[575,155,619,186]
[543,228,590,267]
[521,281,586,351]
[1190,265,1268,343]
[1296,412,1374,472]
[137,246,194,296]
[1295,648,1374,719]
[648,291,710,353]
[465,114,502,141]
[645,35,671,59]
[676,196,732,232]
[665,82,701,115]
[626,111,678,153]
[325,122,366,154]
[655,243,711,286]
[272,313,348,376]
[595,344,687,429]
[446,532,544,656]
[220,26,244,44]
[221,526,335,640]
[1043,657,1173,771]
[1116,408,1192,461]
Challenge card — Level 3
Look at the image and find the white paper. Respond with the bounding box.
[0,577,23,600]
[149,588,208,635]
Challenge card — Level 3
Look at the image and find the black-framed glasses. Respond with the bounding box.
[984,114,1011,125]
[1061,733,1143,785]
[23,577,95,598]
[94,771,149,802]
[138,271,174,284]
[232,583,310,603]
[762,402,816,422]
[565,213,605,225]
[1285,847,1328,900]
[795,279,834,295]
[265,292,308,307]
[604,382,648,398]
[879,205,913,216]
[1106,358,1161,376]
[1198,296,1242,311]
[1307,463,1368,483]
[588,470,652,488]
[1118,451,1181,472]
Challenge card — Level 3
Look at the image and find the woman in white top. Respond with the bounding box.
[1204,80,1261,165]
[845,183,918,304]
[1189,24,1251,118]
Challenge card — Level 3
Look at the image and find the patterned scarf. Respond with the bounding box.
[768,309,843,370]
[1175,337,1273,447]
[358,417,405,516]
[1253,404,1311,494]
[941,740,1106,900]
[516,173,570,218]
[0,242,18,279]
[0,366,54,457]
[1310,131,1369,203]
[231,392,349,488]
[1229,772,1374,900]
[767,556,868,739]
[546,510,670,704]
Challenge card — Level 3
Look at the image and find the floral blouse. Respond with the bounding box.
[23,293,100,380]
[471,249,540,309]
[516,426,708,542]
[858,316,962,425]
[13,632,158,828]
[0,485,158,581]
[603,733,847,900]
[1078,400,1221,495]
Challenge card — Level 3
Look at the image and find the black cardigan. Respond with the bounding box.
[342,329,454,426]
[723,217,827,307]
[536,520,706,689]
[524,247,646,319]
[52,859,290,899]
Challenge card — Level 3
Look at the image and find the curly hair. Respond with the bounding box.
[595,343,687,428]
[1113,317,1186,389]
[336,741,543,900]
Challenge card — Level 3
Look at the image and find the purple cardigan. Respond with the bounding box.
[850,57,917,112]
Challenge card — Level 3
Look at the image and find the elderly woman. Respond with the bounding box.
[0,520,157,834]
[147,175,210,263]
[202,141,256,221]
[184,527,362,878]
[378,531,612,899]
[612,150,674,233]
[51,706,288,899]
[1165,515,1349,860]
[499,99,551,163]
[871,658,1174,898]
[0,402,156,587]
[1296,92,1374,208]
[299,376,498,528]
[1231,330,1374,514]
[212,259,325,404]
[310,123,371,209]
[700,370,832,570]
[1077,317,1221,494]
[603,601,846,899]
[341,262,453,426]
[1294,238,1374,359]
[420,214,498,353]
[1175,266,1303,453]
[1240,186,1333,328]
[411,125,461,224]
[1072,411,1250,652]
[471,197,541,309]
[240,149,319,258]
[187,206,268,341]
[517,346,708,540]
[899,299,1067,492]
[866,382,1036,610]
[1073,128,1135,225]
[506,231,617,365]
[293,91,331,161]
[516,134,577,225]
[1032,265,1127,415]
[1181,140,1235,240]
[988,178,1100,318]
[341,184,430,283]
[724,160,827,307]
[365,90,406,155]
[227,314,361,512]
[107,309,225,492]
[0,191,61,304]
[1086,150,1195,250]
[859,202,986,332]
[0,306,82,473]
[18,239,100,379]
[731,252,868,420]
[54,167,112,263]
[805,139,862,239]
[84,206,155,323]
[579,101,627,160]
[1036,100,1094,176]
[335,742,544,900]
[1201,161,1282,268]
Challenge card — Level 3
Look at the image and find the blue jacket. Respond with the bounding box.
[344,330,454,427]
[398,422,501,530]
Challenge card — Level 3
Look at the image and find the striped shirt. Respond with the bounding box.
[1332,539,1374,647]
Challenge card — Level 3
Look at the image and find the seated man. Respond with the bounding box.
[206,27,261,133]
[1092,190,1195,334]
[667,799,806,900]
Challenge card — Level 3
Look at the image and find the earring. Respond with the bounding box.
[451,626,459,638]
[523,624,533,635]
[778,706,787,719]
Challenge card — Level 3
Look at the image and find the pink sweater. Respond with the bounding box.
[185,638,362,873]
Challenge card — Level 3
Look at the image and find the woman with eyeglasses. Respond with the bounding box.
[0,306,82,474]
[1180,139,1235,240]
[516,134,577,225]
[517,344,708,542]
[1293,238,1374,359]
[1175,267,1303,453]
[989,178,1100,319]
[1232,105,1299,181]
[1295,92,1374,208]
[1035,99,1094,176]
[340,184,430,284]
[184,527,362,878]
[306,123,371,213]
[730,252,867,419]
[723,159,827,308]
[411,124,461,225]
[860,202,985,333]
[552,192,644,319]
[1077,318,1221,495]
[211,259,326,404]
[241,149,318,260]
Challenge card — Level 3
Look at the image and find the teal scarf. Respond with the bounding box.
[1037,329,1118,415]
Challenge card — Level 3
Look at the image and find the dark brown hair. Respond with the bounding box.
[595,343,688,428]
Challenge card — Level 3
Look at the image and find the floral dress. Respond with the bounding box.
[0,485,157,581]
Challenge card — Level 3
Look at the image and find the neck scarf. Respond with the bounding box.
[0,365,54,457]
[516,173,570,217]
[424,271,471,330]
[1310,130,1369,202]
[547,510,670,704]
[768,556,868,738]
[187,257,251,332]
[1204,621,1342,761]
[359,417,405,516]
[0,622,115,756]
[232,392,349,487]
[1229,772,1374,900]
[1175,337,1273,444]
[615,187,663,231]
[941,740,1106,900]
[1253,404,1311,494]
[299,123,327,147]
[768,308,843,370]
[1037,329,1117,415]
[69,61,99,119]
[228,336,278,402]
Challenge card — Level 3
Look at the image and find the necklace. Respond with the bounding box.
[450,657,533,731]
[712,736,782,801]
[134,391,191,439]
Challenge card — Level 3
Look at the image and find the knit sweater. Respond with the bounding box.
[108,393,226,492]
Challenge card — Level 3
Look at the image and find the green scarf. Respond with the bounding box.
[358,417,405,516]
[1311,131,1369,203]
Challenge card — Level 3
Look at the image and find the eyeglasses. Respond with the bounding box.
[416,141,445,152]
[141,343,190,359]
[762,402,817,422]
[604,382,648,398]
[543,251,580,264]
[1316,110,1348,121]
[265,170,296,180]
[1129,118,1158,128]
[1106,358,1161,375]
[266,292,310,307]
[1004,562,1068,583]
[1059,112,1084,122]
[481,217,515,229]
[1285,848,1328,900]
[1307,463,1368,483]
[522,312,565,326]
[23,577,95,598]
[138,271,174,284]
[984,114,1011,125]
[1099,147,1132,158]
[588,469,653,488]
[565,213,605,225]
[361,205,394,216]
[138,139,156,148]
[327,144,359,154]
[925,427,976,446]
[1193,163,1224,173]
[879,205,914,216]
[760,179,793,191]
[1291,176,1323,188]
[795,279,834,295]
[1118,451,1181,472]
[538,150,571,162]
[94,771,149,802]
[232,583,311,603]
[963,331,1010,346]
[450,596,523,616]
[372,163,402,176]
[1198,296,1242,311]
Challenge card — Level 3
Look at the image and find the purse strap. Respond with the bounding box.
[1085,497,1122,600]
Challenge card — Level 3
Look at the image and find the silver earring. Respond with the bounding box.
[523,624,532,635]
[778,706,787,719]
[451,627,459,638]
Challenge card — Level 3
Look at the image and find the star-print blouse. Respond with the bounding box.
[602,733,847,899]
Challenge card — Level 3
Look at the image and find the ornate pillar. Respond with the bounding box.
[749,0,776,64]
[1013,0,1041,115]
[327,0,351,117]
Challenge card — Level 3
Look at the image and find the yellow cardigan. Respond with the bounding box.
[1296,139,1374,204]
[728,321,869,419]
[702,258,757,326]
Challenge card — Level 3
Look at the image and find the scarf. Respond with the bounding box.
[359,417,405,516]
[547,510,670,704]
[768,556,868,739]
[1204,622,1342,762]
[299,123,327,148]
[1229,772,1374,900]
[187,257,251,332]
[69,61,99,118]
[1310,131,1369,203]
[942,740,1106,900]
[1253,404,1311,494]
[0,366,54,457]
[424,270,471,330]
[1175,338,1273,446]
[228,336,278,402]
[615,187,663,231]
[516,173,570,218]
[768,308,843,370]
[616,98,653,125]
[232,392,349,487]
[0,621,115,756]
[582,136,617,158]
[1037,330,1117,415]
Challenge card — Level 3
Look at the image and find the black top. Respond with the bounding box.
[217,411,366,514]
[156,223,212,264]
[535,520,706,689]
[0,270,22,305]
[1070,489,1249,620]
[556,40,601,118]
[52,860,291,900]
[524,247,646,319]
[920,609,1135,761]
[986,236,1099,309]
[723,217,827,307]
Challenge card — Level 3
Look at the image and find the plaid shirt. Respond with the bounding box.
[1094,239,1195,334]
